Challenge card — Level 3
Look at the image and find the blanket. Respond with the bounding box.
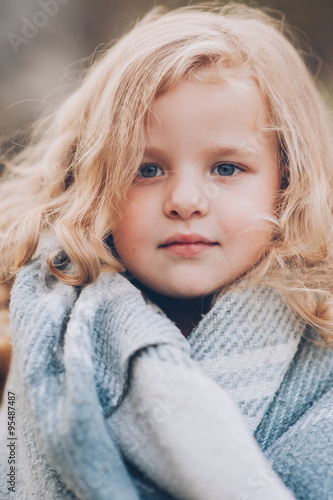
[1,235,332,499]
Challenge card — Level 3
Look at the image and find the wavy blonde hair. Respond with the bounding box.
[1,3,333,343]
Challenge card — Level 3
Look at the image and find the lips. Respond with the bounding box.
[159,233,218,256]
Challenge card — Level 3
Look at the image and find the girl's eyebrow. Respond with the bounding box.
[200,144,260,158]
[143,144,259,158]
[143,146,165,157]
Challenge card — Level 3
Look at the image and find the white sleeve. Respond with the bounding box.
[108,344,295,500]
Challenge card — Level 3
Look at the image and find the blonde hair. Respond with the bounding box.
[1,3,333,343]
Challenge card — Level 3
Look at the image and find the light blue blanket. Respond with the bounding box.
[0,237,332,499]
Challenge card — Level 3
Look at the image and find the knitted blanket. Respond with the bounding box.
[0,236,332,499]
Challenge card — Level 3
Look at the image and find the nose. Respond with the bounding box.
[163,175,209,220]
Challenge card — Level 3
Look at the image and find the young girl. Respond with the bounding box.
[1,3,333,499]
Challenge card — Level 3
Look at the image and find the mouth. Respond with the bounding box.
[159,233,219,257]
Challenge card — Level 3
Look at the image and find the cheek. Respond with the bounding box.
[113,206,139,257]
[217,193,275,248]
[113,199,155,259]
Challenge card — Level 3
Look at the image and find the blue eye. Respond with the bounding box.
[212,163,242,176]
[138,163,164,178]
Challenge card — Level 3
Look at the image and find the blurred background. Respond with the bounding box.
[0,0,332,138]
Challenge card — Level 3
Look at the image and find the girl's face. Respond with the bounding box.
[113,79,280,298]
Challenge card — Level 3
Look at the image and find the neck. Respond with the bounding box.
[131,279,214,338]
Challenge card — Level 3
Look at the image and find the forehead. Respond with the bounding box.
[145,78,272,151]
